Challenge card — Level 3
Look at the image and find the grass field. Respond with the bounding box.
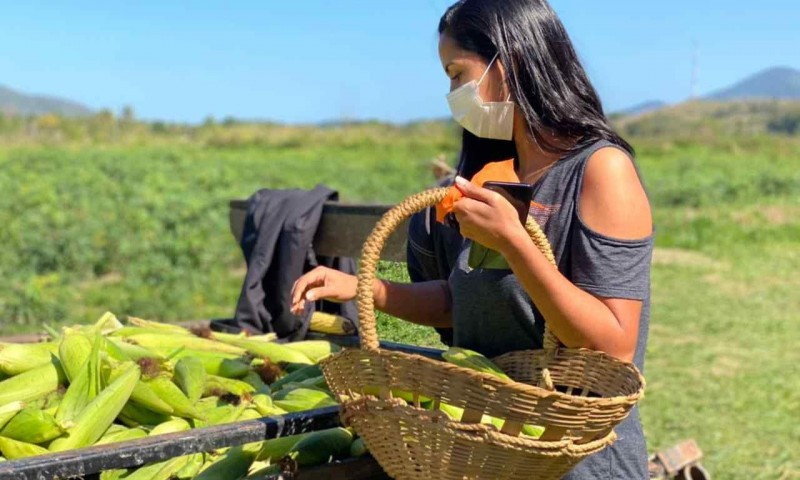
[0,125,797,478]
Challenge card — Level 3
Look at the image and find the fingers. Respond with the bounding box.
[290,267,327,310]
[454,176,499,203]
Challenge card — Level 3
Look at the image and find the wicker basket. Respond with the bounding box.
[321,187,645,480]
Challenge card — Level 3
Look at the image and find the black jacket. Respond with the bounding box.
[233,185,357,340]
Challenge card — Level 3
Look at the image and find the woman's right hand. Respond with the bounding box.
[290,266,358,316]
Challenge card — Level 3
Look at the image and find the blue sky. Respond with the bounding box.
[1,0,797,123]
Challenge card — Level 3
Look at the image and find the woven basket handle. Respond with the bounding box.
[357,187,560,352]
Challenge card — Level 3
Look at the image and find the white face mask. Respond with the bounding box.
[446,53,514,141]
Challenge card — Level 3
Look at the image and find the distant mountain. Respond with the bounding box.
[705,66,800,101]
[613,100,667,117]
[0,85,93,117]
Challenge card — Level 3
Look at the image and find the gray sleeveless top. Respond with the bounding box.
[449,140,654,479]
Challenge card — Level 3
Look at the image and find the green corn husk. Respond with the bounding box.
[243,464,282,480]
[194,396,222,412]
[124,334,246,356]
[128,382,174,416]
[26,389,63,411]
[442,347,512,381]
[1,407,64,444]
[350,436,368,457]
[197,403,248,428]
[272,388,337,412]
[285,427,353,467]
[175,453,205,479]
[209,336,312,365]
[0,359,65,407]
[127,317,192,335]
[241,371,271,395]
[282,340,340,363]
[49,362,141,452]
[58,331,94,382]
[161,349,251,378]
[195,445,258,480]
[438,403,543,439]
[256,432,309,462]
[174,357,206,403]
[0,436,49,459]
[118,402,172,428]
[124,454,192,480]
[104,337,162,361]
[95,426,148,446]
[0,342,59,376]
[91,311,124,335]
[149,418,192,436]
[0,402,25,431]
[236,408,263,421]
[269,364,322,391]
[251,394,287,417]
[144,376,204,421]
[56,335,103,427]
[99,470,127,480]
[203,375,256,398]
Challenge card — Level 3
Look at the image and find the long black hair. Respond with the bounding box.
[440,0,633,179]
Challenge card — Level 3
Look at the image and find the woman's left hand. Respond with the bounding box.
[451,176,527,253]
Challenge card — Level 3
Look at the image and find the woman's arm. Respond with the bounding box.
[290,268,452,328]
[452,148,652,361]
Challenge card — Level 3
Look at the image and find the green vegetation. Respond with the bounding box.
[0,109,798,478]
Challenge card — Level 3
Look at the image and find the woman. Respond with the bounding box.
[291,0,654,477]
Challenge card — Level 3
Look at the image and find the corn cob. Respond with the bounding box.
[92,311,124,335]
[104,337,162,361]
[0,359,65,407]
[110,326,193,338]
[124,454,192,480]
[175,453,205,479]
[197,403,248,428]
[127,317,192,335]
[195,445,258,480]
[285,427,353,467]
[144,376,204,420]
[237,408,263,421]
[309,311,355,335]
[361,386,431,404]
[26,389,63,411]
[269,364,322,392]
[283,340,340,363]
[0,436,49,459]
[208,336,313,365]
[442,347,511,381]
[1,407,64,444]
[58,332,94,382]
[149,418,192,436]
[49,362,141,452]
[160,349,250,378]
[0,402,25,431]
[194,396,221,411]
[273,388,337,412]
[174,357,206,403]
[95,426,148,446]
[99,470,126,480]
[118,402,172,428]
[350,436,368,457]
[256,432,309,462]
[251,394,286,417]
[56,335,103,427]
[247,333,278,343]
[241,371,271,395]
[438,402,543,438]
[203,375,256,398]
[124,333,246,355]
[0,342,59,376]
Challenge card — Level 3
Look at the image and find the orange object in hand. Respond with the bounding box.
[435,159,519,223]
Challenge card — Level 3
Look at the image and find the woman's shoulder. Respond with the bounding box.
[578,144,653,241]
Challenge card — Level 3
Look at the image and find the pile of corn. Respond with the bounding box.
[0,313,367,479]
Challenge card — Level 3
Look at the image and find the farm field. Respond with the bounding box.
[0,123,798,478]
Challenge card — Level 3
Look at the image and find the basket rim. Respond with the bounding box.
[324,347,645,407]
[341,395,618,455]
